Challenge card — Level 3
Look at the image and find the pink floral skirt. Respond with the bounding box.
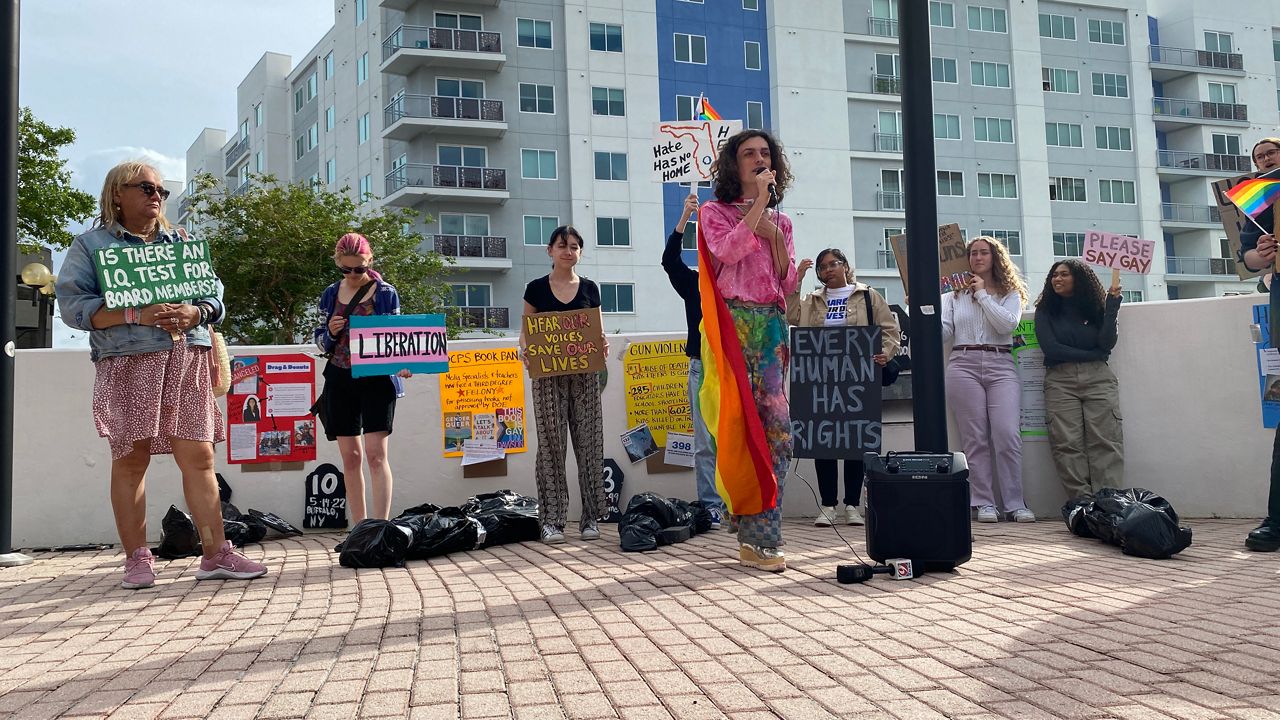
[92,339,226,460]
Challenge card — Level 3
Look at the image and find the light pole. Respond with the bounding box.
[20,261,53,348]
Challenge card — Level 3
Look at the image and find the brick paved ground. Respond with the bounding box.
[0,519,1277,720]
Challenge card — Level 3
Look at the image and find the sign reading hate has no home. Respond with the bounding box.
[95,240,219,309]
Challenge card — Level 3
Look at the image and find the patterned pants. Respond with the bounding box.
[727,304,791,548]
[531,372,605,529]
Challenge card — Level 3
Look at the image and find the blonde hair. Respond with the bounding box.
[968,235,1027,303]
[94,161,172,231]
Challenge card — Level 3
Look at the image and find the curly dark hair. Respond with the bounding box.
[1035,259,1105,322]
[711,129,791,206]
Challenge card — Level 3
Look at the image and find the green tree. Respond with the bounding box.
[190,173,455,345]
[18,106,96,251]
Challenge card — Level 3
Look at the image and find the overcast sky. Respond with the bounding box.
[21,1,335,345]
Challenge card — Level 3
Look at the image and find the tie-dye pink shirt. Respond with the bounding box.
[699,200,798,309]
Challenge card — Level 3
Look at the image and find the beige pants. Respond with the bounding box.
[1044,361,1124,499]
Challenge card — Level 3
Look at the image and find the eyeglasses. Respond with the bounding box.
[123,182,171,200]
[817,261,844,272]
[1254,148,1280,163]
[339,265,370,275]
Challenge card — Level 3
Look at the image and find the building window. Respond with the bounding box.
[517,18,553,49]
[590,23,623,53]
[392,154,406,172]
[1091,72,1129,98]
[744,41,761,70]
[239,119,249,141]
[359,174,372,200]
[743,0,759,9]
[932,57,957,83]
[1088,18,1125,45]
[1053,232,1086,256]
[594,152,628,181]
[1099,179,1136,204]
[929,1,954,27]
[307,72,317,101]
[519,83,555,114]
[357,114,369,144]
[973,117,1013,143]
[596,217,631,247]
[1121,290,1143,304]
[356,53,368,85]
[439,145,487,167]
[521,149,557,180]
[1042,67,1079,93]
[674,33,707,64]
[436,12,482,30]
[1039,13,1076,40]
[355,0,366,25]
[436,78,484,99]
[967,5,1007,33]
[308,123,319,150]
[592,87,625,116]
[295,135,305,160]
[440,213,490,238]
[1046,122,1083,147]
[1212,133,1242,156]
[253,151,262,172]
[451,284,492,308]
[1208,82,1237,104]
[524,215,559,246]
[294,87,304,113]
[325,159,336,185]
[746,101,764,130]
[934,113,960,140]
[601,283,635,313]
[1096,126,1133,151]
[980,229,1021,255]
[1049,177,1087,202]
[326,105,335,131]
[324,52,334,80]
[881,168,903,210]
[936,171,964,197]
[1204,30,1232,53]
[1274,40,1280,62]
[971,61,1010,88]
[977,173,1018,199]
[238,163,249,188]
[675,95,697,121]
[682,220,698,250]
[254,104,262,127]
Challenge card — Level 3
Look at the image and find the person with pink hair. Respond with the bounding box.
[314,233,411,526]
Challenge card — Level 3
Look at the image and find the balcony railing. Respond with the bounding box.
[876,250,898,269]
[385,163,507,195]
[1149,45,1244,71]
[230,182,250,197]
[449,306,510,330]
[871,74,900,95]
[382,25,503,63]
[1165,256,1237,276]
[867,16,898,37]
[874,132,902,153]
[1157,150,1251,173]
[1153,97,1248,122]
[179,195,194,217]
[1160,203,1221,224]
[433,234,507,259]
[223,136,249,171]
[385,94,504,127]
[876,191,903,211]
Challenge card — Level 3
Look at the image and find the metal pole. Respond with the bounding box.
[35,291,46,347]
[0,0,30,566]
[898,0,946,452]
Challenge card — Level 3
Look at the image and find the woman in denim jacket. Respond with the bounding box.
[56,161,267,589]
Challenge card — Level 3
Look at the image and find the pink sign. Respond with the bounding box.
[348,313,449,377]
[1082,231,1155,274]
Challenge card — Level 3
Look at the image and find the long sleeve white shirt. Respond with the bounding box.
[941,288,1023,346]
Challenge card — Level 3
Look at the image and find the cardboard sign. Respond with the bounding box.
[788,326,882,460]
[651,120,743,183]
[95,240,219,309]
[1083,231,1155,274]
[524,308,606,379]
[1012,320,1047,439]
[1212,173,1266,280]
[226,353,317,464]
[304,462,347,529]
[623,340,692,448]
[438,348,528,457]
[888,223,971,294]
[348,313,448,378]
[600,459,625,523]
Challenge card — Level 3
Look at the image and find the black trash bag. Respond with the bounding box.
[396,507,480,560]
[240,514,269,544]
[396,502,442,519]
[338,519,412,568]
[669,499,697,536]
[1061,497,1096,538]
[155,505,201,559]
[222,519,251,548]
[471,509,541,548]
[619,512,662,552]
[460,490,539,518]
[688,501,714,535]
[218,501,267,545]
[246,509,304,537]
[624,492,679,529]
[216,473,232,503]
[220,501,243,521]
[1072,488,1193,559]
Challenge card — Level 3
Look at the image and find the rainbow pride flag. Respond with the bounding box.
[697,95,722,121]
[1225,178,1280,219]
[696,218,778,516]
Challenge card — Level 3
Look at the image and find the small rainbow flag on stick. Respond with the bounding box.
[696,94,722,121]
[1224,177,1280,220]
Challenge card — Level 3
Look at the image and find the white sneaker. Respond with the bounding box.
[844,505,864,526]
[814,506,838,527]
[1011,508,1036,523]
[580,521,600,540]
[976,505,999,523]
[541,524,566,544]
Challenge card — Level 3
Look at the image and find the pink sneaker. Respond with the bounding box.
[195,541,268,581]
[122,547,156,589]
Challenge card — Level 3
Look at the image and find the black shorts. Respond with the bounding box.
[321,362,397,441]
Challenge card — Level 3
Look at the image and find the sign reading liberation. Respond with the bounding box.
[95,240,219,309]
[523,308,606,379]
[348,314,449,378]
[788,326,882,460]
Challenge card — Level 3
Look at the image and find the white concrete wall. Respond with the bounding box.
[12,293,1271,547]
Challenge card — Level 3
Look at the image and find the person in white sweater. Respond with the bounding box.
[941,236,1035,523]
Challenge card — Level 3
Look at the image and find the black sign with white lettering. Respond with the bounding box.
[889,304,911,371]
[303,462,348,529]
[788,326,883,460]
[600,459,625,523]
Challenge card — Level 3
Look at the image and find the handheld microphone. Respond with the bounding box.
[754,166,778,205]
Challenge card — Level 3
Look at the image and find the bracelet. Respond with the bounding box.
[196,302,213,326]
[124,307,139,325]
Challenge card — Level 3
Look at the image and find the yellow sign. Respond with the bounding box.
[623,340,692,447]
[439,348,527,457]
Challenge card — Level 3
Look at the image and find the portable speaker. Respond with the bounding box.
[863,451,972,571]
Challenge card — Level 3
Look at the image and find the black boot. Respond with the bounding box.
[1245,521,1280,552]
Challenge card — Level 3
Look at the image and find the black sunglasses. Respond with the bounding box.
[339,265,370,275]
[124,181,171,200]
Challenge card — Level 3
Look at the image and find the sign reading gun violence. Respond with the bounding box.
[348,314,448,378]
[623,340,692,447]
[1082,231,1155,274]
[789,326,882,460]
[651,120,743,184]
[523,308,606,379]
[95,240,219,309]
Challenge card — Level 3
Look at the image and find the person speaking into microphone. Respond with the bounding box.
[697,129,798,572]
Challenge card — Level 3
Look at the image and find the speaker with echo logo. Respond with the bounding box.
[863,451,971,571]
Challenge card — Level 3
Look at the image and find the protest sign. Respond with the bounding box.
[95,239,219,309]
[664,431,695,468]
[439,348,527,458]
[303,463,347,529]
[600,459,625,523]
[1213,173,1267,280]
[623,340,692,448]
[1012,320,1047,439]
[888,223,971,294]
[523,308,606,379]
[226,353,316,464]
[651,120,743,183]
[788,326,882,460]
[1254,304,1280,429]
[348,314,448,378]
[1082,231,1155,274]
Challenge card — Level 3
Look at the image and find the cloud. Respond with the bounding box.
[68,146,187,196]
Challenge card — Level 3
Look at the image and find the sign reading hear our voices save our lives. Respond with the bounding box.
[348,314,449,377]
